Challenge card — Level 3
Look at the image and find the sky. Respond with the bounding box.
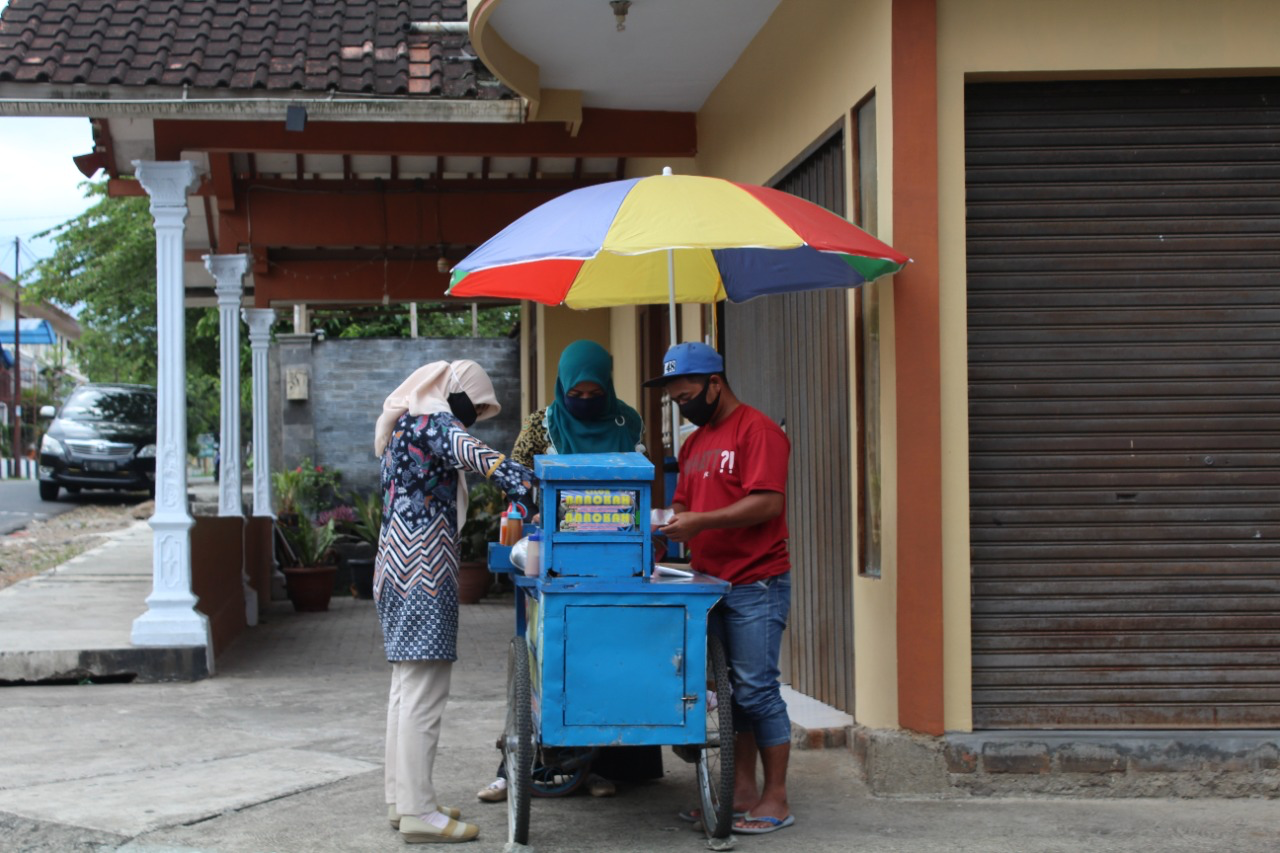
[0,0,102,276]
[0,115,98,279]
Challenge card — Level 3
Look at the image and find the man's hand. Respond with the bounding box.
[660,511,706,543]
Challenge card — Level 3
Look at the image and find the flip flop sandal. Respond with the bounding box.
[733,814,796,835]
[678,807,749,823]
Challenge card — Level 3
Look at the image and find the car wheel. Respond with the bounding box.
[38,481,59,501]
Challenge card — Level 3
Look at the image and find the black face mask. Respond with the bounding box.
[677,380,720,428]
[447,391,478,427]
[563,394,608,421]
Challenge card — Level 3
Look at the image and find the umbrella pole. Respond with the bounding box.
[667,248,682,456]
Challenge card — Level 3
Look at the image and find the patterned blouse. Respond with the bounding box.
[512,407,553,469]
[374,411,532,662]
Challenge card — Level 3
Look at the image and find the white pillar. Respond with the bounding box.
[242,308,277,517]
[207,254,257,627]
[207,254,248,517]
[130,160,210,654]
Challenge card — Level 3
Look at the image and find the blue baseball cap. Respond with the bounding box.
[643,342,725,387]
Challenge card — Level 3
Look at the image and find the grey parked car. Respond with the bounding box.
[37,383,158,501]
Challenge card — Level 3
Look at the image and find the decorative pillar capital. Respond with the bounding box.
[133,160,200,212]
[243,308,277,341]
[207,254,251,305]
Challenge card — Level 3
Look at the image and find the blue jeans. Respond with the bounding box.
[709,572,792,748]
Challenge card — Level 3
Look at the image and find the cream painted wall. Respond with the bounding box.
[696,0,900,728]
[626,157,697,179]
[680,304,703,345]
[936,0,1280,733]
[610,307,641,410]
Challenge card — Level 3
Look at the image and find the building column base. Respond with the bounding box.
[850,726,1280,798]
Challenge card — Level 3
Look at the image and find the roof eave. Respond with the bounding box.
[0,83,525,123]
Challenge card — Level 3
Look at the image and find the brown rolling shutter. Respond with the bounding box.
[725,129,856,714]
[966,77,1280,728]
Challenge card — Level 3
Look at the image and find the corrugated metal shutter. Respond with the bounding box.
[725,130,856,714]
[966,77,1280,728]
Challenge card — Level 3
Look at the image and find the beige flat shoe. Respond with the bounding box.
[388,805,461,829]
[399,814,479,843]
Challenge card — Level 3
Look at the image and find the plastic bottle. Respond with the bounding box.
[507,503,523,545]
[524,528,541,578]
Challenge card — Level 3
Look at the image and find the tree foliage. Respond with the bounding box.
[310,302,518,340]
[27,180,226,445]
[28,181,158,383]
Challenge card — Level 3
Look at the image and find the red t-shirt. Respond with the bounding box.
[673,403,790,585]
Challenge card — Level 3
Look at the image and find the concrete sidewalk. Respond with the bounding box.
[1,487,1279,851]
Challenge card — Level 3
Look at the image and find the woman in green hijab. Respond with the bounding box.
[511,339,644,467]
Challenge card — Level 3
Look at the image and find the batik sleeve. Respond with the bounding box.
[442,418,535,512]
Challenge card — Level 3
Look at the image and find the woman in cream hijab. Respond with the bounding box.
[373,359,533,844]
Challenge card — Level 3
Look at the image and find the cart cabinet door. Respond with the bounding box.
[563,605,686,727]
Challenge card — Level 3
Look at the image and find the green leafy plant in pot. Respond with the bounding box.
[457,480,504,604]
[279,519,339,612]
[341,491,383,600]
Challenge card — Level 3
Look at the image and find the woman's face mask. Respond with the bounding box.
[447,391,478,427]
[563,393,608,421]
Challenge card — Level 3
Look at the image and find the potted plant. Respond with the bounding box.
[278,518,339,612]
[272,458,344,524]
[271,467,306,526]
[342,491,383,599]
[457,480,504,604]
[318,504,361,595]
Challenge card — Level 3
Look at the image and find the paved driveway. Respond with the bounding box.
[0,479,77,535]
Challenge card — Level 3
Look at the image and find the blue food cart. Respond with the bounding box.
[489,452,734,846]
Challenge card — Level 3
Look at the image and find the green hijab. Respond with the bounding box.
[546,340,644,456]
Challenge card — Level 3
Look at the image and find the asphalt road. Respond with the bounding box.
[0,479,143,535]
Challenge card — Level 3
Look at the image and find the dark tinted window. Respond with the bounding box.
[61,388,157,425]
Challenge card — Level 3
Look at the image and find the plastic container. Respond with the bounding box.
[506,503,524,545]
[524,528,541,577]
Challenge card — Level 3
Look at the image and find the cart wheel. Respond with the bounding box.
[698,634,735,839]
[531,746,593,797]
[504,635,533,845]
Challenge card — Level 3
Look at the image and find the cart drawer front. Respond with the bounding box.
[563,605,686,727]
[551,540,643,578]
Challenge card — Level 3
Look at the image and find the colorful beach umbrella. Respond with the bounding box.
[446,169,909,310]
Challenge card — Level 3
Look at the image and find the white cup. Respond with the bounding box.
[650,508,674,528]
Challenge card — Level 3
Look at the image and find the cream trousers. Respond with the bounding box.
[385,659,453,816]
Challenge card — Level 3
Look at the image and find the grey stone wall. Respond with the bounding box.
[271,336,521,500]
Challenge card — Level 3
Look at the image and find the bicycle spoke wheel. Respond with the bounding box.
[697,634,735,839]
[504,635,533,845]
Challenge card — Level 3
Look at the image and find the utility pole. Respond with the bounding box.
[11,237,19,475]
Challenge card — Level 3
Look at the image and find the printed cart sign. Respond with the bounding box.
[557,489,638,533]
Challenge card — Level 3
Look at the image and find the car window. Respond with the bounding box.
[61,389,157,425]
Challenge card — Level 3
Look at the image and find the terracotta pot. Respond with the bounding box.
[283,565,338,612]
[457,561,491,605]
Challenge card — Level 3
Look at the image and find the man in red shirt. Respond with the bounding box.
[646,342,794,835]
